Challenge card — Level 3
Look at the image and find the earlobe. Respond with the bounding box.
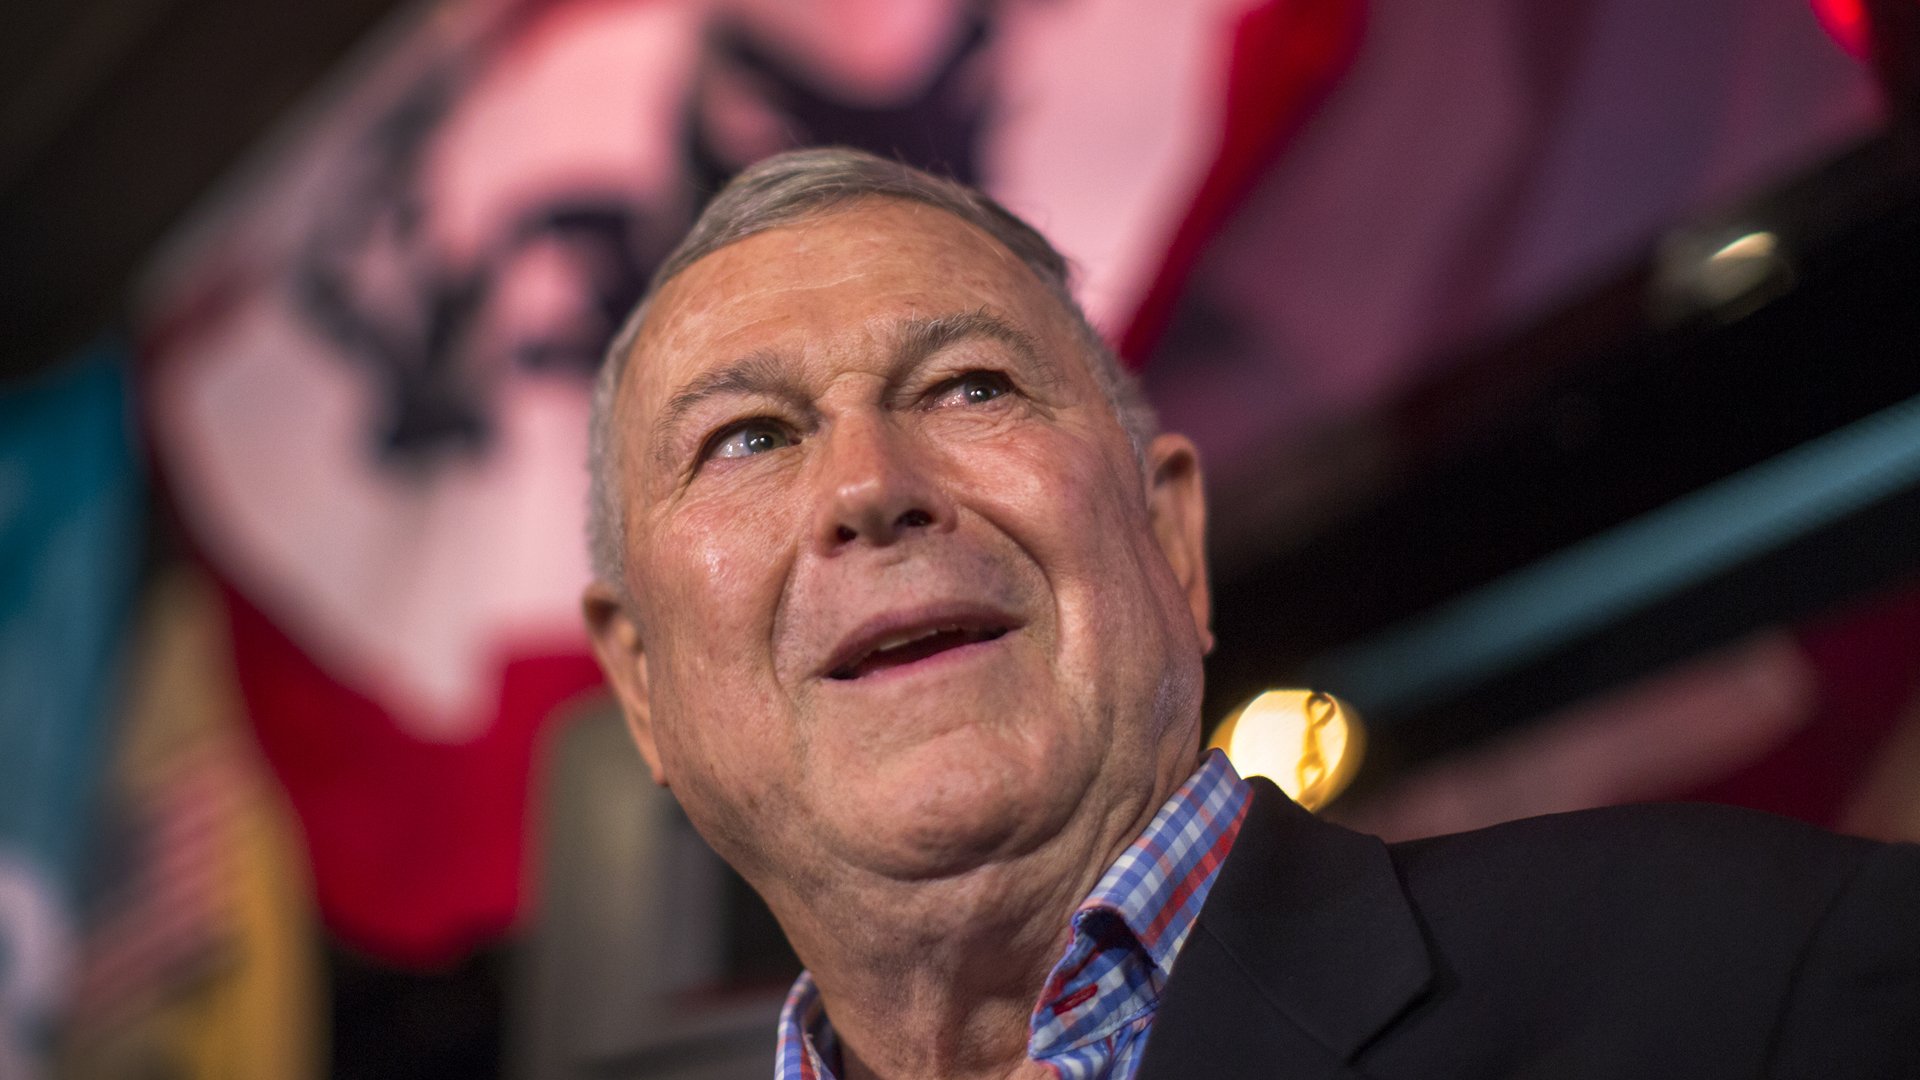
[1144,433,1214,653]
[582,581,669,786]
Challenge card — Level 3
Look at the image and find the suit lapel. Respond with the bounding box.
[1139,779,1433,1080]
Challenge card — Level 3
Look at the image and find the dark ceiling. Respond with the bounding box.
[5,0,1916,385]
[0,0,407,379]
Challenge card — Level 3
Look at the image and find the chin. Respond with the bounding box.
[825,736,1090,882]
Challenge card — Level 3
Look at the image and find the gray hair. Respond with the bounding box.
[588,147,1157,592]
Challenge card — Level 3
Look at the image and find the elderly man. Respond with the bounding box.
[582,149,1919,1080]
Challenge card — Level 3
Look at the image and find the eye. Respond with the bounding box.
[705,419,794,461]
[932,370,1013,408]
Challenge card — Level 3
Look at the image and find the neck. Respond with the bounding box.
[771,751,1199,1080]
[820,895,1066,1080]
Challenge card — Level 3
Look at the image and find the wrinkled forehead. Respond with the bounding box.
[614,198,1087,445]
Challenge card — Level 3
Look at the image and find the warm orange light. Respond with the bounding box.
[1208,690,1364,811]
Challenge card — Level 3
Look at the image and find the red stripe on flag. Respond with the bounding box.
[1120,0,1368,367]
[216,571,603,966]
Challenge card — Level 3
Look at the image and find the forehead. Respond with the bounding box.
[620,199,1077,420]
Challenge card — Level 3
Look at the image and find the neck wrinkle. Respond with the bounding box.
[778,745,1205,1080]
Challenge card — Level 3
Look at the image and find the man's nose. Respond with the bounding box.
[810,415,953,552]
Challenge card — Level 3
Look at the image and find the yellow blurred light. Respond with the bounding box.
[1208,690,1364,811]
[1709,230,1778,264]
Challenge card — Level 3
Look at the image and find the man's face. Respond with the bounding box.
[587,198,1210,901]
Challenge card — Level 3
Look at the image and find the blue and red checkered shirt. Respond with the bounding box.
[775,749,1251,1080]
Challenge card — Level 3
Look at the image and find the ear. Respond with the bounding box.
[1144,433,1213,653]
[582,580,669,785]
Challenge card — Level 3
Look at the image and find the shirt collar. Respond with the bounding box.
[1072,749,1249,971]
[776,971,833,1080]
[773,750,1251,1080]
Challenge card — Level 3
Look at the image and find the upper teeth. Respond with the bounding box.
[869,626,957,654]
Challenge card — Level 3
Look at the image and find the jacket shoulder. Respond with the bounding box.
[1356,803,1916,1077]
[1386,801,1876,911]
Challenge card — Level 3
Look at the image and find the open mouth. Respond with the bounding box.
[827,624,1012,681]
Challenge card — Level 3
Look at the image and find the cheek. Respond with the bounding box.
[964,422,1146,573]
[652,708,797,881]
[642,489,798,675]
[960,423,1182,663]
[636,494,807,867]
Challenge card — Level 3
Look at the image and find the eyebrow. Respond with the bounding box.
[650,350,809,469]
[892,308,1051,382]
[646,307,1057,470]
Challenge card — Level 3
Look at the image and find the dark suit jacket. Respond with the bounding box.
[1139,779,1920,1079]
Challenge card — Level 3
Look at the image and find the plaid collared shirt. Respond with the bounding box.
[775,750,1251,1080]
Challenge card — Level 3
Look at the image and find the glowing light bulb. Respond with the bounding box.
[1208,690,1364,811]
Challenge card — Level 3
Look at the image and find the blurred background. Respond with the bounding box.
[4,0,1919,1076]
